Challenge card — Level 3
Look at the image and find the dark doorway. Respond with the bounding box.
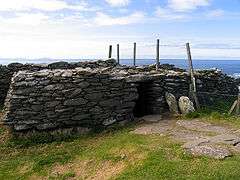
[133,82,153,117]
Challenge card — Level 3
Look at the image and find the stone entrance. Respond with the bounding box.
[133,82,155,117]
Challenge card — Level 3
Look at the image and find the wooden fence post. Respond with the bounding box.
[228,100,238,115]
[117,44,120,64]
[133,42,136,67]
[228,86,240,115]
[237,86,240,114]
[156,39,160,70]
[186,42,200,109]
[108,45,112,59]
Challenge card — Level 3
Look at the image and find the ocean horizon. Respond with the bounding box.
[1,58,240,77]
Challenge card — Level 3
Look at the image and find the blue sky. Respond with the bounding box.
[0,0,240,60]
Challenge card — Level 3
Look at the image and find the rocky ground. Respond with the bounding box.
[133,115,240,159]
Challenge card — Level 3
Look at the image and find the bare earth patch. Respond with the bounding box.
[50,159,126,180]
[133,117,240,159]
[50,146,148,180]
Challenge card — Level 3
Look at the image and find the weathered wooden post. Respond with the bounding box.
[156,39,160,70]
[108,45,112,59]
[186,42,200,109]
[133,42,136,67]
[237,86,240,114]
[229,86,240,115]
[117,44,120,64]
[229,100,238,115]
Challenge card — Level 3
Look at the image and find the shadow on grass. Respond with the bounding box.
[4,122,137,149]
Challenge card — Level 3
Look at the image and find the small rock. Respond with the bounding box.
[45,101,61,108]
[78,82,90,88]
[72,114,91,121]
[61,70,73,77]
[103,118,117,126]
[14,124,31,131]
[35,70,50,77]
[64,98,88,106]
[36,123,58,130]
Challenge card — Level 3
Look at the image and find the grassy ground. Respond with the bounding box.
[1,109,240,179]
[185,99,240,129]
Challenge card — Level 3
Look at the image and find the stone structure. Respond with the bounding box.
[0,59,239,135]
[0,59,117,106]
[3,68,138,133]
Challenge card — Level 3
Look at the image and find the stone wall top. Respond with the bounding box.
[1,58,117,70]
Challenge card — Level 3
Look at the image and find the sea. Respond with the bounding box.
[1,58,240,78]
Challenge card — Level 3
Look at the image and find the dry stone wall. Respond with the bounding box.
[195,70,238,105]
[3,68,138,133]
[0,63,43,106]
[1,59,239,135]
[0,59,117,106]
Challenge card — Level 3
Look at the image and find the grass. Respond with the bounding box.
[1,106,240,179]
[185,98,240,128]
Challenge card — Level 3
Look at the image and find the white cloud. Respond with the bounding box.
[0,0,90,11]
[105,0,130,7]
[94,12,144,26]
[0,0,239,60]
[168,0,210,12]
[207,9,224,17]
[0,13,49,26]
[155,6,186,20]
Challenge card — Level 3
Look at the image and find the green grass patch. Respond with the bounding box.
[0,126,5,135]
[116,142,240,180]
[184,98,240,128]
[1,104,240,179]
[1,126,240,179]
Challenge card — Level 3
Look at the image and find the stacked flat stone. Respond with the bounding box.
[195,70,238,104]
[164,74,189,99]
[146,78,167,114]
[0,59,117,106]
[1,59,239,136]
[3,68,138,132]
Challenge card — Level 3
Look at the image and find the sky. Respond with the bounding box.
[0,0,240,60]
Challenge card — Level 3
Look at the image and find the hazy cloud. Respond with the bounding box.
[155,6,187,20]
[206,9,225,17]
[0,0,92,12]
[94,11,144,26]
[168,0,210,12]
[105,0,130,7]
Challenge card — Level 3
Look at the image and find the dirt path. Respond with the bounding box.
[133,116,240,159]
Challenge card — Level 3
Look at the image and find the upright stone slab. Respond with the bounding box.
[178,96,195,115]
[165,92,179,114]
